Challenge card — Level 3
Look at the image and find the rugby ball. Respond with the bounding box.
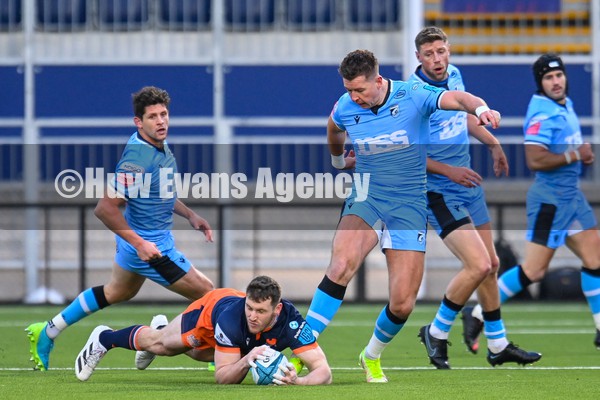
[250,349,288,385]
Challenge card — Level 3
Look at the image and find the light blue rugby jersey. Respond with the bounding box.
[410,65,470,188]
[110,132,178,241]
[331,79,445,199]
[523,94,582,192]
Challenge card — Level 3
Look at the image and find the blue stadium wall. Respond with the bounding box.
[0,64,592,180]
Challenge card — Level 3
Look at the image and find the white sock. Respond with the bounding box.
[429,324,449,340]
[472,304,483,322]
[593,312,600,330]
[487,337,509,354]
[46,314,67,339]
[364,336,386,359]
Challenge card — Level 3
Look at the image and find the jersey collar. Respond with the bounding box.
[370,78,391,115]
[415,66,449,90]
[136,132,166,153]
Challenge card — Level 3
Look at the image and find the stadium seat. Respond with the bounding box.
[442,0,560,14]
[427,0,589,54]
[0,0,21,30]
[348,0,400,30]
[36,0,87,30]
[98,0,149,31]
[225,0,275,31]
[285,0,335,30]
[159,0,211,30]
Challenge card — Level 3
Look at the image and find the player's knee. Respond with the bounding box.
[521,265,546,283]
[204,279,215,293]
[172,270,215,300]
[478,260,493,277]
[194,274,214,294]
[103,285,139,304]
[327,257,360,284]
[189,269,215,294]
[580,251,600,270]
[465,258,492,280]
[110,291,137,303]
[489,256,500,275]
[388,299,415,319]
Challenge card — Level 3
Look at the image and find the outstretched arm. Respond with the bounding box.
[439,91,501,129]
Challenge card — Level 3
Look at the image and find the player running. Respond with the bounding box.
[463,53,600,350]
[26,86,214,371]
[303,49,502,383]
[410,26,541,369]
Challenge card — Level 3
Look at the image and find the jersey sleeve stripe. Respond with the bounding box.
[291,342,319,354]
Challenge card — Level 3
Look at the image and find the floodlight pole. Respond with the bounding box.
[402,0,423,80]
[23,0,41,303]
[212,0,233,288]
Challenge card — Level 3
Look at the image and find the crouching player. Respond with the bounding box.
[75,275,331,385]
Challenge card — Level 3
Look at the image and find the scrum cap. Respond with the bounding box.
[532,53,566,92]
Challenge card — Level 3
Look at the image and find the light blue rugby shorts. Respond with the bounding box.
[115,234,192,286]
[427,183,490,238]
[342,192,427,252]
[526,189,597,249]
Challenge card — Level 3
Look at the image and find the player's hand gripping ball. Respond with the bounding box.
[250,348,289,385]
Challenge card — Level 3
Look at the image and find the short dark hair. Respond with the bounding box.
[132,86,170,119]
[246,275,282,308]
[338,49,378,81]
[414,26,448,51]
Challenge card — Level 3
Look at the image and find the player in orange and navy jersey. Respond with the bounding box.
[75,276,331,385]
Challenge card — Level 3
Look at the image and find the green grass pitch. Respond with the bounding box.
[1,302,598,399]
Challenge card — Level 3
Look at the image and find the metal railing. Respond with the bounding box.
[1,199,598,303]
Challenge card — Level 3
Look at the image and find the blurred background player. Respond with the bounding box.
[303,49,501,383]
[410,26,541,369]
[75,275,331,386]
[464,53,600,350]
[26,86,214,371]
